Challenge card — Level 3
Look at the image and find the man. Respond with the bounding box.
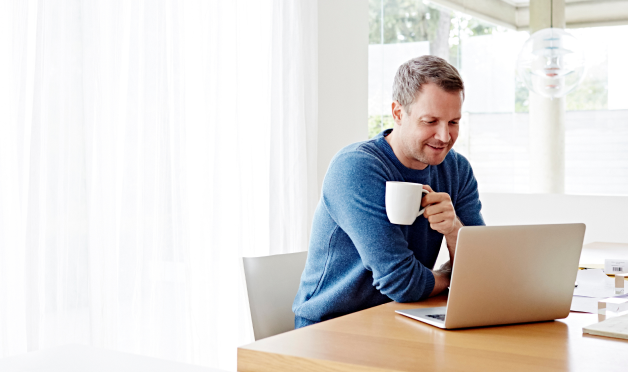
[293,55,484,328]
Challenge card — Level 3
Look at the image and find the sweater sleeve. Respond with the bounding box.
[321,150,435,302]
[453,153,485,227]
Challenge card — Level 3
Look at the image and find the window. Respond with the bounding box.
[368,0,628,196]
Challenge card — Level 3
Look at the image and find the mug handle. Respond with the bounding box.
[417,189,430,217]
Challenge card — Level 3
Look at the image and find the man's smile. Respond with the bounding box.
[426,143,448,151]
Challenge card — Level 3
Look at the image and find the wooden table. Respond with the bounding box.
[238,294,628,372]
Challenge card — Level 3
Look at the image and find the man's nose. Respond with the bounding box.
[434,122,450,143]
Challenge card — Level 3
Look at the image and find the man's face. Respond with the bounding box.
[391,83,462,169]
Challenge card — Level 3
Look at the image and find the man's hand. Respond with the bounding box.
[422,185,458,235]
[422,185,463,264]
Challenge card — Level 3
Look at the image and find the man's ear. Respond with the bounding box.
[392,101,403,125]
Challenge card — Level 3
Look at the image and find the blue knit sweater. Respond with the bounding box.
[292,129,485,326]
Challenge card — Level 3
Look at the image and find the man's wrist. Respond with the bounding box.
[445,218,463,243]
[437,260,452,275]
[430,269,451,296]
[444,218,463,262]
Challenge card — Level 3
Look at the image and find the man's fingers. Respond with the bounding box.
[427,211,454,225]
[424,203,452,217]
[422,192,449,206]
[430,219,454,233]
[421,189,457,235]
[426,211,445,224]
[422,184,434,193]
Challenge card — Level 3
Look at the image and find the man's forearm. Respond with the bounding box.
[429,269,451,297]
[444,217,463,265]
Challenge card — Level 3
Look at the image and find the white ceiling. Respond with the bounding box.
[430,0,628,30]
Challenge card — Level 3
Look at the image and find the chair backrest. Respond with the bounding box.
[242,251,308,340]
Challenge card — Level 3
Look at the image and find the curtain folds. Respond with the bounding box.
[0,0,317,370]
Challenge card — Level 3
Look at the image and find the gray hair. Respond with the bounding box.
[392,55,464,113]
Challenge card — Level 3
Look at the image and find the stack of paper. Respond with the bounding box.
[571,269,628,313]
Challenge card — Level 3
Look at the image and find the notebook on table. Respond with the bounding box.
[583,313,628,340]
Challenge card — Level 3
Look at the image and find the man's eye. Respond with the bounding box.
[450,121,459,125]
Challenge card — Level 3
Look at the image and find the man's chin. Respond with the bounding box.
[405,143,453,168]
[417,151,450,166]
[426,157,447,166]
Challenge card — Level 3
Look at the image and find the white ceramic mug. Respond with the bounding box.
[385,181,430,225]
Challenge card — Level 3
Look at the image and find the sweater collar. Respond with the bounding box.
[375,129,431,181]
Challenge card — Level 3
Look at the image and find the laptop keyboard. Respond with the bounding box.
[427,314,446,321]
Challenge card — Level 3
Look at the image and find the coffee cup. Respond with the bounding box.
[385,181,430,225]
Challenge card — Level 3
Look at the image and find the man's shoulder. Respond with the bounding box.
[323,138,393,192]
[332,138,389,168]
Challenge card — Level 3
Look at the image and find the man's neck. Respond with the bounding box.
[384,129,428,170]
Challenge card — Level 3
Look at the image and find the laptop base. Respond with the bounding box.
[396,307,447,329]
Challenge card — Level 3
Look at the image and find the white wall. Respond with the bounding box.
[465,110,628,195]
[317,0,369,195]
[435,192,628,268]
[479,192,628,244]
[607,26,628,110]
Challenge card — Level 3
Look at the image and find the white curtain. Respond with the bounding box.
[0,0,317,370]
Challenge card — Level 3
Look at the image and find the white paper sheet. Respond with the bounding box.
[570,269,628,313]
[571,296,603,313]
[573,269,619,298]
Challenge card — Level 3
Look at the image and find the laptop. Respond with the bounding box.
[396,223,586,329]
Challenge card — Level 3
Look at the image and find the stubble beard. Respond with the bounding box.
[404,137,453,166]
